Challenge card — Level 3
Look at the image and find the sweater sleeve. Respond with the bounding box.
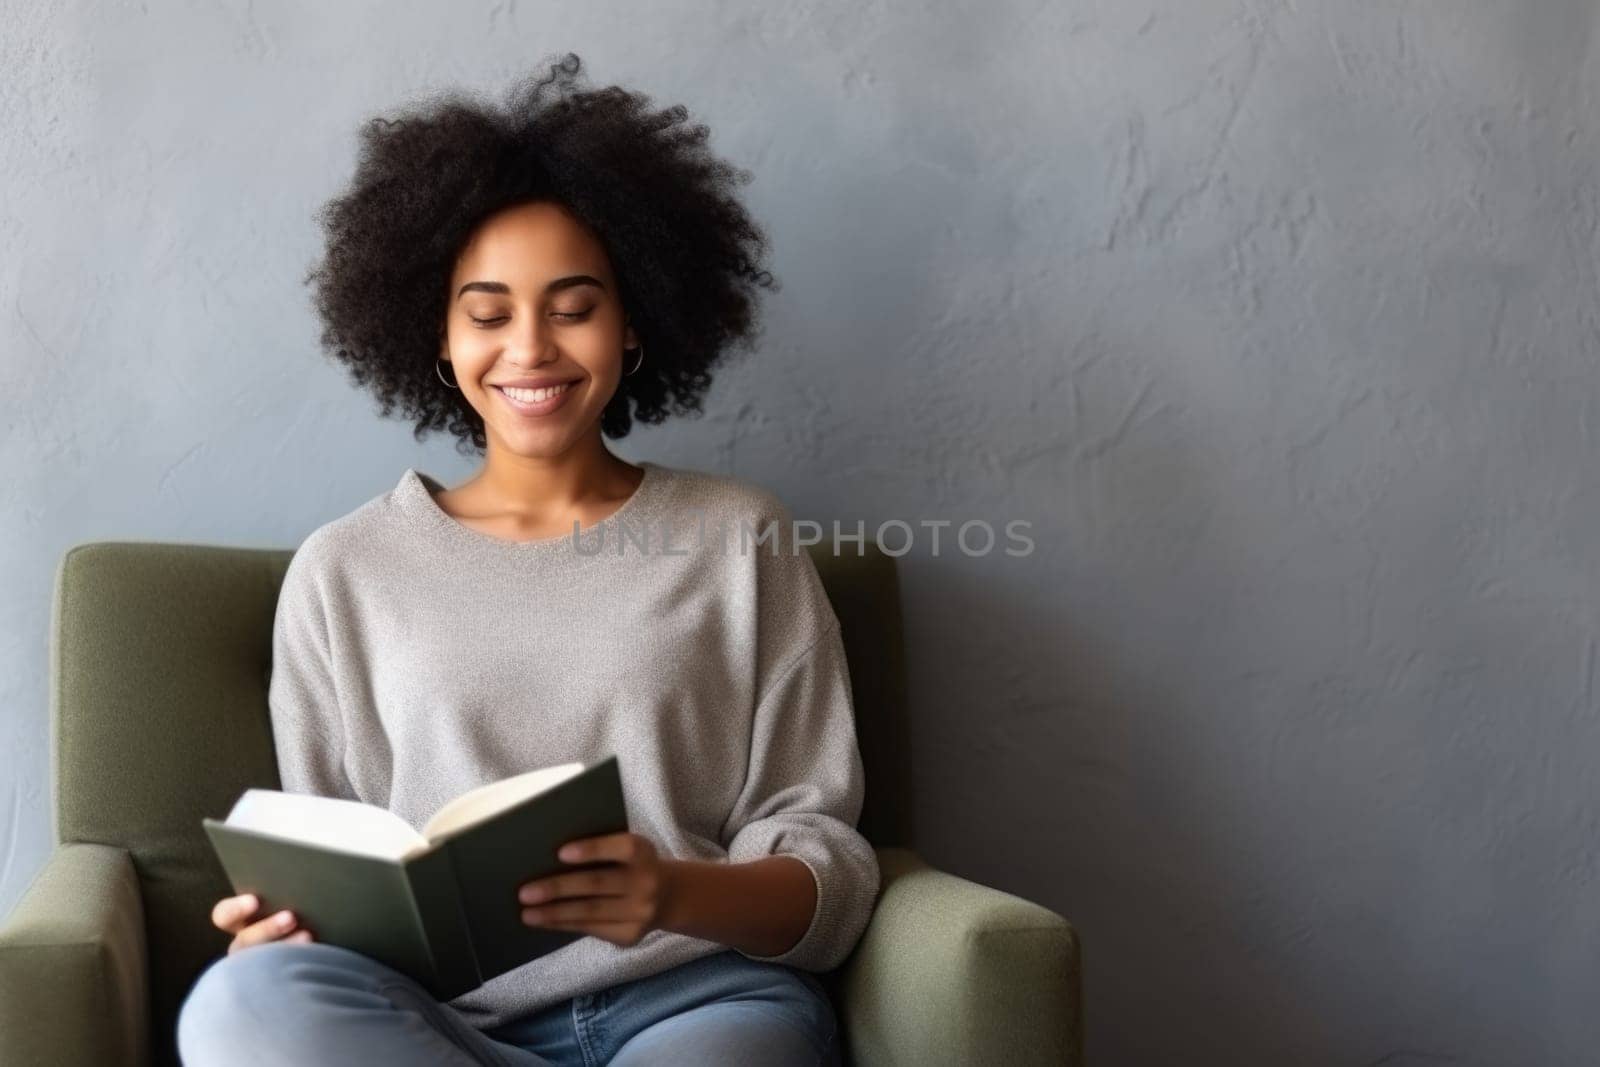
[720,610,882,971]
[267,539,358,801]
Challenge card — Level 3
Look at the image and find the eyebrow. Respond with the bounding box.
[456,275,606,300]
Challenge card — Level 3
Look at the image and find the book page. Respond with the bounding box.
[225,789,428,861]
[422,762,587,842]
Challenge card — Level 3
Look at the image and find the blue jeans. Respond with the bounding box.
[177,941,841,1066]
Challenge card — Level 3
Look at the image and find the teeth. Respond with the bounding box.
[501,382,572,403]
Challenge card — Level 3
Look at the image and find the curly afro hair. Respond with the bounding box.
[303,53,778,453]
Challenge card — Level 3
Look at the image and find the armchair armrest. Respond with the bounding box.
[0,843,150,1067]
[836,846,1082,1066]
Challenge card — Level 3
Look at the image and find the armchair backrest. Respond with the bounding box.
[49,538,911,1065]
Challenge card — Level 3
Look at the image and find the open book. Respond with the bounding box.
[201,754,628,999]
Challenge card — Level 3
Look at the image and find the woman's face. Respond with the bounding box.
[440,199,638,458]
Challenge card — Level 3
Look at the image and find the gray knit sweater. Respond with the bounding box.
[266,460,879,1030]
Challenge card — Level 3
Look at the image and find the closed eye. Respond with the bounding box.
[470,310,593,328]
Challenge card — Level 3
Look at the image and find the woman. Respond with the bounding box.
[177,54,878,1066]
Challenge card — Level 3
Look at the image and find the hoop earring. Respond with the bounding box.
[623,343,645,377]
[436,358,459,390]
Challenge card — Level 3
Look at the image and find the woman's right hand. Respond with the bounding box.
[211,893,315,955]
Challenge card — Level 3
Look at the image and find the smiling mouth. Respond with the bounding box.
[495,381,574,401]
[492,381,578,415]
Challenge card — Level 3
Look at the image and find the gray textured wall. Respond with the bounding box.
[4,2,1597,1064]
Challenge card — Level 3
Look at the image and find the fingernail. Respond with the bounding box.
[276,911,294,927]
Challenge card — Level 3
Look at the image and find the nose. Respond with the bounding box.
[504,311,558,366]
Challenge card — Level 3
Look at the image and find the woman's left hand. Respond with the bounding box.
[517,831,677,948]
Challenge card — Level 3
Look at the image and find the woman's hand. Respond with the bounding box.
[210,893,315,954]
[517,832,678,948]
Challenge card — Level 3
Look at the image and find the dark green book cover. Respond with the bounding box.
[201,754,628,1000]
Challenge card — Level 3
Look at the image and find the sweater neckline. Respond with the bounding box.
[392,461,671,566]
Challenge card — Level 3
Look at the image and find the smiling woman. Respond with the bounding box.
[175,50,870,1067]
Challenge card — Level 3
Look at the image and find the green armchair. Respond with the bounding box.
[0,540,1082,1066]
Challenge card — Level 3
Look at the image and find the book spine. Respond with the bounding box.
[403,846,481,1000]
